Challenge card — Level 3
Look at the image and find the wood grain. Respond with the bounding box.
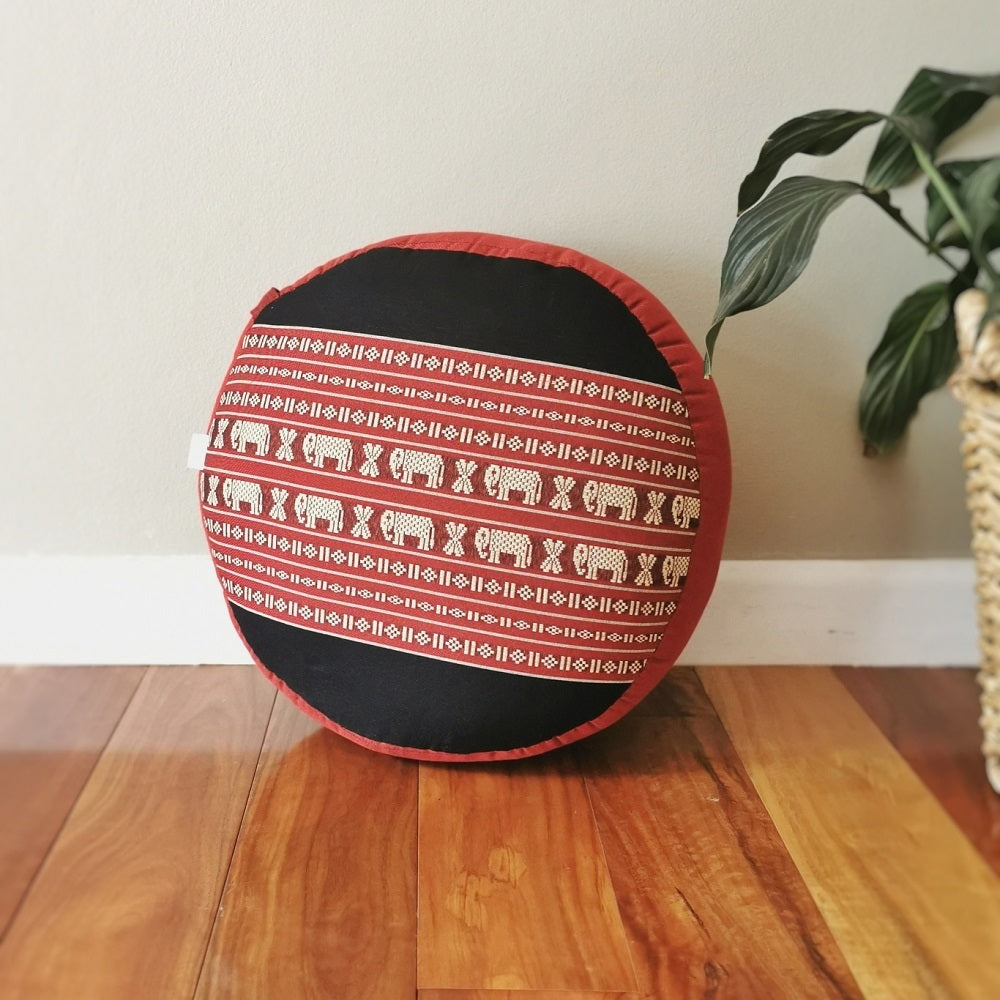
[629,665,717,718]
[579,675,862,1000]
[700,665,1000,1000]
[0,665,144,937]
[0,665,274,1000]
[836,666,1000,876]
[417,750,636,993]
[419,991,645,999]
[194,693,418,1000]
[4,663,999,999]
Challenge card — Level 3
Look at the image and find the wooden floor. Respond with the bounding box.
[1,665,998,999]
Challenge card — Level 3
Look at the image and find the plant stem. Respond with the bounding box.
[914,147,1000,291]
[912,144,976,243]
[863,190,962,274]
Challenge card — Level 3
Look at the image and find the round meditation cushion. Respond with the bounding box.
[198,232,730,760]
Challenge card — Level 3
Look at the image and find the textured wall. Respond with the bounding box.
[2,1,997,557]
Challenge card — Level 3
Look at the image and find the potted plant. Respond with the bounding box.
[704,67,1000,790]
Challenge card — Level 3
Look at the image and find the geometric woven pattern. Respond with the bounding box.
[202,327,700,682]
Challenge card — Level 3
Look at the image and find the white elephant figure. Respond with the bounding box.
[294,493,344,533]
[388,447,445,488]
[662,554,691,588]
[572,543,629,583]
[582,480,638,521]
[302,433,354,471]
[380,509,436,550]
[229,420,271,456]
[483,464,543,505]
[222,478,264,515]
[473,527,533,568]
[671,494,701,529]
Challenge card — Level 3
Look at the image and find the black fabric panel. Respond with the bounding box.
[257,246,679,390]
[232,604,628,755]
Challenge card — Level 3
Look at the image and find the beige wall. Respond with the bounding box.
[2,1,997,559]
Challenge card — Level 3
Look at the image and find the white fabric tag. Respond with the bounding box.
[187,433,211,471]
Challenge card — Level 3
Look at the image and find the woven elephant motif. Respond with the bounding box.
[662,554,691,588]
[389,447,445,489]
[229,420,271,457]
[380,509,436,550]
[671,495,701,529]
[582,480,638,521]
[302,433,354,471]
[483,464,543,505]
[294,493,344,533]
[222,478,264,515]
[474,527,533,568]
[572,543,629,583]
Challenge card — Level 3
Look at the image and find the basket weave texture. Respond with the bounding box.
[951,372,1000,794]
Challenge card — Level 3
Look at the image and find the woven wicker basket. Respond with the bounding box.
[951,370,1000,793]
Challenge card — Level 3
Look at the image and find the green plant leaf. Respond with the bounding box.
[925,158,1000,265]
[926,159,990,246]
[864,68,1000,191]
[705,177,863,370]
[959,158,1000,270]
[738,110,883,212]
[858,281,959,453]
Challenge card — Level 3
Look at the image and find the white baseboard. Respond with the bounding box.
[681,559,977,667]
[0,556,978,667]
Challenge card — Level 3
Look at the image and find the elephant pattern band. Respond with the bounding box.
[204,474,693,587]
[201,325,702,683]
[206,430,700,530]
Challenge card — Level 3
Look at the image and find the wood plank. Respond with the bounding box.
[579,676,863,1000]
[417,750,636,993]
[629,665,717,717]
[836,666,1000,877]
[194,694,418,1000]
[0,666,144,937]
[419,991,644,999]
[0,665,274,1000]
[700,665,1000,1000]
